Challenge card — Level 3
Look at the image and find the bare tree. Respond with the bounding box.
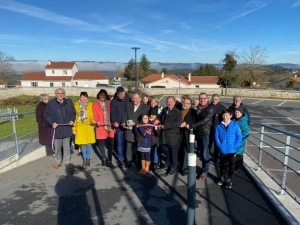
[238,45,268,86]
[0,51,15,88]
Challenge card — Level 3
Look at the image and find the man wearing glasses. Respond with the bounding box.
[188,93,214,180]
[45,88,76,169]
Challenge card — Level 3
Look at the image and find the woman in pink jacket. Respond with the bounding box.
[92,89,115,168]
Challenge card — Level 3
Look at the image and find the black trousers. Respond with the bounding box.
[98,138,114,162]
[235,155,244,170]
[164,144,179,169]
[45,145,53,156]
[220,153,236,180]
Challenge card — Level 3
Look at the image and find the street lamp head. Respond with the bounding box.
[131,47,140,50]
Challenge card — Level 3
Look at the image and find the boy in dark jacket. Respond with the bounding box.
[215,109,242,188]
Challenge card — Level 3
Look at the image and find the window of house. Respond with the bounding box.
[50,83,54,87]
[62,83,65,87]
[63,70,67,74]
[52,70,55,74]
[75,82,78,85]
[195,85,199,88]
[31,82,38,87]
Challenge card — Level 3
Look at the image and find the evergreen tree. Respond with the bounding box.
[124,58,135,80]
[161,67,169,74]
[192,64,220,76]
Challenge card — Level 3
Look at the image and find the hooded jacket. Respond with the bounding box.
[234,113,250,155]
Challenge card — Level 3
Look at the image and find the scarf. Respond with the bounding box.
[99,100,111,132]
[196,102,209,115]
[78,100,88,122]
[181,108,189,122]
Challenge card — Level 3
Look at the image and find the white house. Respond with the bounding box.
[274,76,300,90]
[21,61,109,88]
[140,73,220,88]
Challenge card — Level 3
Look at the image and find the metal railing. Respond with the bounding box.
[246,121,300,203]
[0,111,41,162]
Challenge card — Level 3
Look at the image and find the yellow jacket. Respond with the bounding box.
[73,101,96,145]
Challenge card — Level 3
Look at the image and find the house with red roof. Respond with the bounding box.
[140,73,220,88]
[21,61,109,88]
[113,71,126,81]
[274,76,300,90]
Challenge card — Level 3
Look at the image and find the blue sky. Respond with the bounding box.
[0,0,299,64]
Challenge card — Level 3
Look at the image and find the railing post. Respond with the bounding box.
[12,115,20,159]
[280,135,290,195]
[187,129,196,225]
[257,126,264,171]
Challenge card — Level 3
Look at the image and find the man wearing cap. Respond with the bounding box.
[229,95,250,125]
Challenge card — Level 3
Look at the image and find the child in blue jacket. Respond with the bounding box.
[215,109,242,188]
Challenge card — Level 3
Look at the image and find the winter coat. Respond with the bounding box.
[180,108,196,152]
[93,100,114,139]
[122,102,150,142]
[44,98,76,139]
[192,105,214,136]
[160,107,182,145]
[36,102,52,146]
[229,103,251,125]
[234,113,250,155]
[72,101,96,145]
[214,120,242,155]
[110,93,131,131]
[137,125,153,152]
[210,102,227,128]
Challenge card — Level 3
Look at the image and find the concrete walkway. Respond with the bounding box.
[0,150,287,225]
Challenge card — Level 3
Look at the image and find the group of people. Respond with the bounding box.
[36,87,250,188]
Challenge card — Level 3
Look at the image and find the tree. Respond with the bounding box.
[161,67,169,74]
[238,45,268,86]
[221,52,237,90]
[0,51,15,88]
[124,58,135,80]
[138,54,152,79]
[286,80,296,90]
[192,64,220,76]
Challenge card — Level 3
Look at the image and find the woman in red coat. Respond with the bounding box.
[36,94,53,158]
[92,89,115,168]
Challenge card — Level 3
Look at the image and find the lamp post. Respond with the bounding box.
[225,68,228,96]
[131,47,140,90]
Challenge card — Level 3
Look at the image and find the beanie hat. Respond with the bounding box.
[235,106,244,115]
[149,106,159,116]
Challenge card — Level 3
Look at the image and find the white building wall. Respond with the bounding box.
[146,78,189,88]
[71,65,79,76]
[21,80,71,87]
[45,68,73,76]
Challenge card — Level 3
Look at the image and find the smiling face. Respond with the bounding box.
[234,97,242,107]
[150,100,157,107]
[166,97,175,109]
[222,112,232,123]
[132,94,141,106]
[199,94,208,106]
[55,90,65,101]
[80,95,88,103]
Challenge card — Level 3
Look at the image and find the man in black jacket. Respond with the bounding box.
[229,95,250,125]
[159,96,182,175]
[110,87,131,167]
[210,94,227,162]
[189,93,214,180]
[44,88,76,169]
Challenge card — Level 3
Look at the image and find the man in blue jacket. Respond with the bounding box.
[110,87,131,168]
[215,108,242,189]
[44,88,76,169]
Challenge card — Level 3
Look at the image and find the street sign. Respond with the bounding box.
[178,75,182,81]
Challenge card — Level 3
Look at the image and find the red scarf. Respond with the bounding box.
[196,102,209,115]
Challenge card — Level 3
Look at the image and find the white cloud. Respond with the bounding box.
[291,0,300,8]
[0,0,132,33]
[214,2,268,29]
[71,39,133,47]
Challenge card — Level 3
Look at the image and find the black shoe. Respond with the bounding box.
[102,159,106,167]
[118,161,124,168]
[168,168,177,175]
[153,163,160,170]
[181,169,188,176]
[87,159,90,167]
[77,152,82,156]
[126,161,132,169]
[106,161,116,169]
[225,179,232,189]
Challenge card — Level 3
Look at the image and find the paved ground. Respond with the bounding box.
[0,146,287,225]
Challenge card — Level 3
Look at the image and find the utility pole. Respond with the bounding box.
[225,68,228,96]
[131,47,140,90]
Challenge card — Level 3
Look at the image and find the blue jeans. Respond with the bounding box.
[197,135,211,174]
[150,146,158,164]
[81,144,92,159]
[116,131,125,162]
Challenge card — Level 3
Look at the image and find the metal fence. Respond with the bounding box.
[0,111,41,162]
[246,121,300,203]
